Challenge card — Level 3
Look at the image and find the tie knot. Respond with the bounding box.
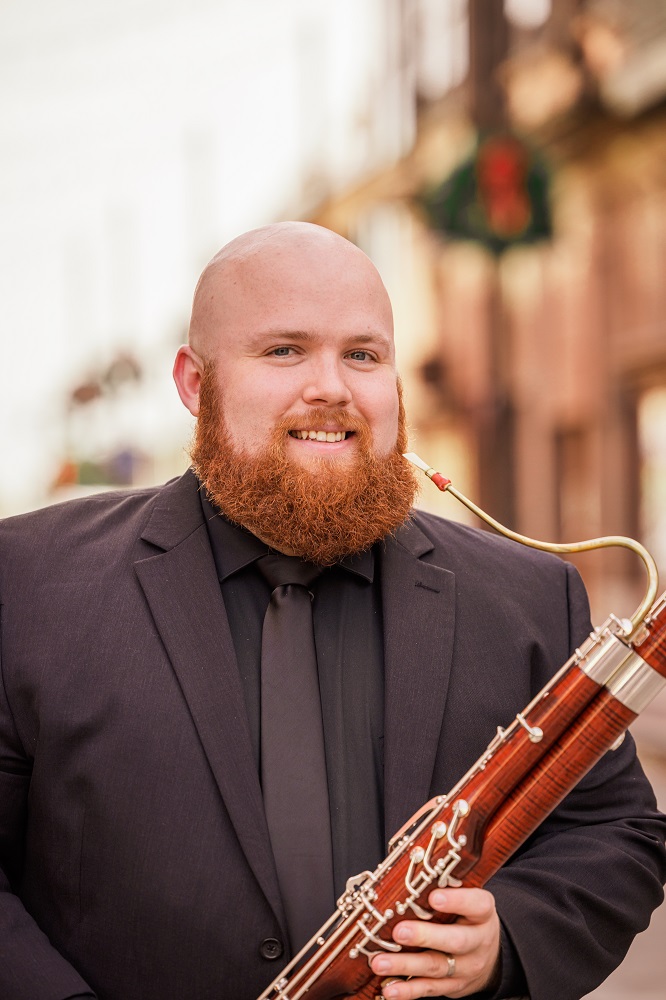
[257,552,322,591]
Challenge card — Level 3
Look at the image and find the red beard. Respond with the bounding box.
[190,365,419,565]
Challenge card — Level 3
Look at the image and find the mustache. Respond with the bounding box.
[270,408,373,457]
[274,409,369,434]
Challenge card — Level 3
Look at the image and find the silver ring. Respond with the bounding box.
[445,953,456,979]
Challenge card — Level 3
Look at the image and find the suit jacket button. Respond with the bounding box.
[259,937,284,961]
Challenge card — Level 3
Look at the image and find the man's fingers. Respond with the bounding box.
[428,887,497,924]
[373,948,457,980]
[391,918,477,956]
[375,973,464,999]
[369,887,501,997]
[371,952,465,1000]
[387,887,498,954]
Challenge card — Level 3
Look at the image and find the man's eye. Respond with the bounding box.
[270,346,294,357]
[347,350,373,362]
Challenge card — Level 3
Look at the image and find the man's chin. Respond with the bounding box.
[283,445,360,473]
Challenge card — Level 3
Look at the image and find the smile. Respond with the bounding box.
[289,430,351,442]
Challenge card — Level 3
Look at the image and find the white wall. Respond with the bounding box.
[1,0,415,513]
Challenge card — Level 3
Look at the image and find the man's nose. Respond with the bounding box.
[301,359,353,407]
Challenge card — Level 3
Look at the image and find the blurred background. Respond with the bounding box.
[1,1,665,994]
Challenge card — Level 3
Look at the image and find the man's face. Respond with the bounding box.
[179,226,418,561]
[202,240,400,467]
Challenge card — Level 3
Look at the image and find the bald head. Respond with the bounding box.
[173,219,400,465]
[187,222,393,360]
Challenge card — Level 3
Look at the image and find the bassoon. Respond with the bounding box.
[256,453,666,1000]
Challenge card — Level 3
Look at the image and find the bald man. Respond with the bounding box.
[0,223,664,1000]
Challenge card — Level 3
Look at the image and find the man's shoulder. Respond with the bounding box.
[406,507,572,578]
[402,509,591,641]
[1,482,162,534]
[0,470,200,556]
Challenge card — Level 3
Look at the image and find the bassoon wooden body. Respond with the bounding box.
[256,456,666,1000]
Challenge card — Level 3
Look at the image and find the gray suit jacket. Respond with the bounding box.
[0,470,664,1000]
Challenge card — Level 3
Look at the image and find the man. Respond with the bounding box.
[0,222,664,1000]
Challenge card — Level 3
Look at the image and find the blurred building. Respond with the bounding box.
[306,0,666,626]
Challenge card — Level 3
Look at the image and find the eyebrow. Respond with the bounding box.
[245,329,393,352]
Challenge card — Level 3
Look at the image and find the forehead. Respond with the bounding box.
[199,237,394,355]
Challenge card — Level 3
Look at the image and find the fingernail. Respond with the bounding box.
[394,924,412,943]
[383,987,399,999]
[373,957,390,973]
[430,889,447,907]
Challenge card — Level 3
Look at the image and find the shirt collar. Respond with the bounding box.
[199,487,375,583]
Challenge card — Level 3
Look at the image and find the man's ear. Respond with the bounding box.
[173,346,205,416]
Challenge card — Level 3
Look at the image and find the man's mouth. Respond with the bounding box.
[288,430,352,442]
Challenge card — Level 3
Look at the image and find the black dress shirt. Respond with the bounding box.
[200,492,386,895]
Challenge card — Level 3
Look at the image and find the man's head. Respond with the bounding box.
[173,221,418,563]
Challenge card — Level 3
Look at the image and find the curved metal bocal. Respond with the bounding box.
[403,452,659,638]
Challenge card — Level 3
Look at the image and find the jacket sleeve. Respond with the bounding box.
[486,564,666,1000]
[0,632,96,1000]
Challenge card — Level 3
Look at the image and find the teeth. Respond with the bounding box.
[290,430,348,442]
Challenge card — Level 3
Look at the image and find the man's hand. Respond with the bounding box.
[369,887,501,998]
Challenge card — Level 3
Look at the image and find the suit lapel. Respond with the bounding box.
[134,472,284,927]
[381,516,457,844]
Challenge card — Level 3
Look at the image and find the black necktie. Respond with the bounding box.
[257,553,335,953]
